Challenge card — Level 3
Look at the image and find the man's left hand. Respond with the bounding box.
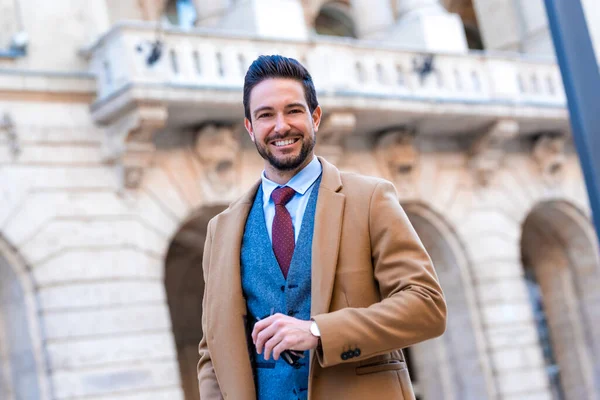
[252,314,319,361]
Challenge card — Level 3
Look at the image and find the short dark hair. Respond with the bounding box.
[243,55,318,121]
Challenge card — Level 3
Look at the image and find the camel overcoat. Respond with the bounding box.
[197,157,447,399]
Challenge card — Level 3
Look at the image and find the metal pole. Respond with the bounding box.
[545,0,600,245]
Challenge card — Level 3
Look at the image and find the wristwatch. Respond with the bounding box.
[310,320,321,337]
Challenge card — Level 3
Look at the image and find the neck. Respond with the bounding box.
[264,155,314,185]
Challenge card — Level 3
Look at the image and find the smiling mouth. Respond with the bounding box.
[272,138,300,147]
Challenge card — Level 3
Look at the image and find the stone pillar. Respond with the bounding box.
[349,0,395,39]
[390,0,468,52]
[582,0,600,66]
[192,0,232,28]
[472,0,554,57]
[218,0,308,40]
[0,0,18,48]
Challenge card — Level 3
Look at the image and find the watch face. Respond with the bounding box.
[310,322,320,337]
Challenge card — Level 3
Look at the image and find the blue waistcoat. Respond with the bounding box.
[241,176,321,400]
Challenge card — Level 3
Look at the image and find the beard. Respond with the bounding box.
[255,132,316,171]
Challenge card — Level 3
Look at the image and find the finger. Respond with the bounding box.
[251,313,281,343]
[272,338,292,361]
[263,333,284,360]
[251,316,269,344]
[255,321,281,354]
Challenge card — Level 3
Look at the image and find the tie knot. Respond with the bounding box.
[271,186,296,206]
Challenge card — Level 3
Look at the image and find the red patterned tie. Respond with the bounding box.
[271,186,296,279]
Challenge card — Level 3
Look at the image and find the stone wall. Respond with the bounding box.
[1,0,599,399]
[2,93,594,398]
[0,98,183,399]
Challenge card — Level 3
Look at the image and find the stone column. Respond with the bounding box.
[390,0,468,52]
[0,0,18,48]
[472,0,554,57]
[217,0,308,40]
[192,0,232,28]
[349,0,395,39]
[582,0,600,66]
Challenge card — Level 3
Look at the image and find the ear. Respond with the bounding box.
[312,105,322,132]
[244,118,255,142]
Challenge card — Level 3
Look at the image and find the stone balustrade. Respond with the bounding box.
[84,21,565,117]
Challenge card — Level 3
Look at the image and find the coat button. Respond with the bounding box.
[354,349,361,357]
[341,352,349,360]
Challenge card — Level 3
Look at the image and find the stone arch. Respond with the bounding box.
[0,236,51,400]
[163,0,197,28]
[403,202,494,400]
[313,1,357,38]
[521,200,600,399]
[164,204,228,400]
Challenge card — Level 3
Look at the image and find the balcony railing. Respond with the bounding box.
[84,21,566,114]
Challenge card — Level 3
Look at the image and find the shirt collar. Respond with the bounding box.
[261,156,322,202]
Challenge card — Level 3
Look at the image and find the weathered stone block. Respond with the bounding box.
[32,248,163,285]
[38,281,166,311]
[51,360,180,399]
[481,300,535,326]
[43,304,171,340]
[46,331,177,370]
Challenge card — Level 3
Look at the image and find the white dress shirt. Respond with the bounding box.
[260,156,322,243]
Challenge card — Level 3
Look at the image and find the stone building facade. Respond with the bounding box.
[0,0,599,399]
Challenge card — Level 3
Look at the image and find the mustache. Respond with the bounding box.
[266,131,301,142]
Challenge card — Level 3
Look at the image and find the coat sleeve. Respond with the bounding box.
[312,180,447,368]
[197,219,224,399]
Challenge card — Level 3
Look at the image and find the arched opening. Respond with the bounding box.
[314,1,357,38]
[443,0,484,50]
[165,204,227,400]
[404,203,490,400]
[521,201,600,399]
[0,240,45,400]
[164,0,197,28]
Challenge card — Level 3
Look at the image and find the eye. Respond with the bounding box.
[289,109,303,114]
[258,112,272,119]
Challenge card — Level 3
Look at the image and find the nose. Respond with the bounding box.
[274,113,291,134]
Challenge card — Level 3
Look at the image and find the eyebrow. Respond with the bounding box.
[252,103,308,119]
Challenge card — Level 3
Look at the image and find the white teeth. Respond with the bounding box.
[274,139,296,147]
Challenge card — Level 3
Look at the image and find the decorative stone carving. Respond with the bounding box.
[532,133,566,184]
[316,112,356,164]
[194,124,241,196]
[100,102,167,190]
[0,112,20,159]
[375,127,418,195]
[468,119,519,186]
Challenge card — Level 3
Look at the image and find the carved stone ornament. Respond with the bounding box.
[316,112,356,164]
[375,127,418,192]
[194,124,241,196]
[468,119,519,186]
[532,133,566,184]
[100,103,167,190]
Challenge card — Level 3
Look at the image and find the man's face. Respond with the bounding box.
[245,78,321,171]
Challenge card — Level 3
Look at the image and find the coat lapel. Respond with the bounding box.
[208,159,345,397]
[208,181,260,400]
[311,157,345,317]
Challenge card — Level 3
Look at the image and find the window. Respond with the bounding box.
[164,0,197,29]
[444,0,484,50]
[314,1,357,38]
[524,267,565,400]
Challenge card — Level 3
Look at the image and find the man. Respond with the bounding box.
[197,55,446,400]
